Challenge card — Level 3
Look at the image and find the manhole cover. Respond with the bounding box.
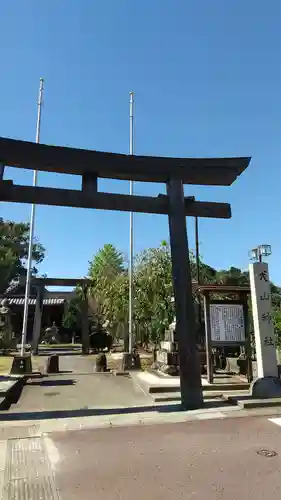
[257,449,278,458]
[44,392,60,397]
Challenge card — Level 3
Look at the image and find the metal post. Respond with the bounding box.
[128,91,134,354]
[81,287,90,355]
[167,177,203,410]
[195,216,202,324]
[32,285,44,354]
[240,292,253,383]
[20,78,44,356]
[203,292,213,384]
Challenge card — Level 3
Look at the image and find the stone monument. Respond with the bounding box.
[42,322,60,344]
[156,316,207,376]
[0,299,16,352]
[249,261,281,398]
[156,318,179,375]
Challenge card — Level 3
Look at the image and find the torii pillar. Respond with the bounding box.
[167,178,203,409]
[32,285,44,354]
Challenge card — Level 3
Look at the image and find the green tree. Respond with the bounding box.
[215,266,249,286]
[0,217,45,293]
[88,244,128,338]
[272,308,281,350]
[62,295,83,332]
[134,241,174,343]
[72,240,281,351]
[189,250,217,284]
[89,244,124,280]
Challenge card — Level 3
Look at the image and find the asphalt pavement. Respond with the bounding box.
[43,415,281,499]
[1,414,281,499]
[2,354,281,498]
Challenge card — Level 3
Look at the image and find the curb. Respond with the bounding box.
[226,396,281,409]
[0,376,26,410]
[153,393,225,403]
[148,383,250,394]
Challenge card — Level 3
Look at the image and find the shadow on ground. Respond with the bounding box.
[26,379,76,387]
[0,399,232,421]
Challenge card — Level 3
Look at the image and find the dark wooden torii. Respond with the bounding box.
[30,277,92,355]
[0,137,251,410]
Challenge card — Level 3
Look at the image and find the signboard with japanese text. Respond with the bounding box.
[249,262,278,378]
[210,303,245,343]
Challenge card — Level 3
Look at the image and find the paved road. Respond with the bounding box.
[51,416,281,499]
[1,414,281,498]
[8,415,280,499]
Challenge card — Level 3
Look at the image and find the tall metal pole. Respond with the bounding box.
[20,78,44,356]
[195,217,200,285]
[128,91,134,353]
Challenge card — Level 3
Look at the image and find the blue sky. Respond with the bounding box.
[1,1,280,284]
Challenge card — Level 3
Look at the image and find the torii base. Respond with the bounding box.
[251,376,281,399]
[10,354,33,375]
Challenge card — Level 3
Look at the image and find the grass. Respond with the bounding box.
[140,356,153,371]
[38,343,82,348]
[0,357,12,374]
[0,351,154,375]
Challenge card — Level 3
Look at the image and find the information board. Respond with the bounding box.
[210,304,245,343]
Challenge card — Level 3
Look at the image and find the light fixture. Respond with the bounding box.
[249,248,259,261]
[249,244,272,262]
[259,244,272,257]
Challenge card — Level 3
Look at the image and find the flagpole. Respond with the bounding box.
[20,78,44,356]
[128,91,134,353]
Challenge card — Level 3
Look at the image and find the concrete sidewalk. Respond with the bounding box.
[2,395,281,438]
[2,372,151,415]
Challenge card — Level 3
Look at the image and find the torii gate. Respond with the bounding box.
[29,277,92,355]
[0,137,250,409]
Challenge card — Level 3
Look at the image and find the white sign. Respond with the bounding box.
[210,304,245,343]
[249,262,278,378]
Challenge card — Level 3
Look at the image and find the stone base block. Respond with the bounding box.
[121,352,141,371]
[158,364,179,376]
[95,353,107,372]
[10,355,32,375]
[156,350,179,366]
[46,355,59,374]
[251,376,281,399]
[160,341,178,353]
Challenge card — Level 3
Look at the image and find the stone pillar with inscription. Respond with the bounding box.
[249,262,281,398]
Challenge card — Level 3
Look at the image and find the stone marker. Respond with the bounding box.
[46,354,59,374]
[249,262,281,398]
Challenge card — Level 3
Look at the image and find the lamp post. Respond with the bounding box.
[249,244,272,263]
